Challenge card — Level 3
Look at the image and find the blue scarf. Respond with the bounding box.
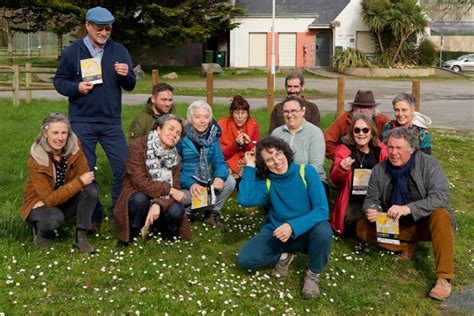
[185,120,222,186]
[386,153,416,207]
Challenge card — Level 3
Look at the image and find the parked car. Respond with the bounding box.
[443,54,474,72]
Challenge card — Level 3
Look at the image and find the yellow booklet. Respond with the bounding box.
[352,168,371,195]
[80,57,103,84]
[191,185,216,211]
[376,212,400,245]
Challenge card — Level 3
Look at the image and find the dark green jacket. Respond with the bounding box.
[128,102,175,143]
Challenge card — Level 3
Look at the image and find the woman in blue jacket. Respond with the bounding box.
[237,136,332,300]
[177,100,236,227]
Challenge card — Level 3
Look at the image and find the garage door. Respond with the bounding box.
[249,33,267,67]
[279,33,296,67]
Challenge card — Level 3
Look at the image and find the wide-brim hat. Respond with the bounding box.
[348,90,380,107]
[86,7,115,25]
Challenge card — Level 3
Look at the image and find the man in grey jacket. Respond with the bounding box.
[357,127,455,301]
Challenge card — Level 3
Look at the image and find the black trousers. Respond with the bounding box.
[27,184,97,234]
[128,192,184,239]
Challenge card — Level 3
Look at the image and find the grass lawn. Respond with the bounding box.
[0,99,472,314]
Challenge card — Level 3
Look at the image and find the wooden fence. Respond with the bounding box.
[0,65,422,113]
[0,63,56,106]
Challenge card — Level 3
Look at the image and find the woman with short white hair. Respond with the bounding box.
[177,100,236,227]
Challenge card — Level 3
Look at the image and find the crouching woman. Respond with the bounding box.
[237,137,333,299]
[114,114,191,246]
[22,113,97,252]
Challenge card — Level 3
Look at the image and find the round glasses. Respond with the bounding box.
[353,127,370,134]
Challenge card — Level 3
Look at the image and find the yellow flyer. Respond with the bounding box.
[352,168,372,195]
[376,212,400,245]
[80,57,103,84]
[191,185,216,211]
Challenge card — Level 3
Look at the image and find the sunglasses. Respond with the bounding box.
[353,127,370,134]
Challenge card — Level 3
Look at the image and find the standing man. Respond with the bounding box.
[357,127,455,301]
[54,7,136,230]
[268,71,321,135]
[324,90,389,161]
[128,83,175,142]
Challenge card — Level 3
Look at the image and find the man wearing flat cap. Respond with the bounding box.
[324,90,389,161]
[54,7,136,230]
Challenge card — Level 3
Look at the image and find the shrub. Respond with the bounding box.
[416,38,437,66]
[331,48,370,73]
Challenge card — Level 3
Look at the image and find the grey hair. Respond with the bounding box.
[152,113,185,138]
[383,127,419,151]
[186,100,213,122]
[392,93,416,107]
[350,103,381,116]
[285,71,304,88]
[35,112,72,152]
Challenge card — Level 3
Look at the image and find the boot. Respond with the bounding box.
[73,229,95,253]
[302,270,321,299]
[203,211,225,228]
[32,224,48,250]
[178,214,192,241]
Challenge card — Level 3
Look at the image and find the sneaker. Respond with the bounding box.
[203,211,225,228]
[429,278,452,301]
[271,253,295,279]
[302,270,321,299]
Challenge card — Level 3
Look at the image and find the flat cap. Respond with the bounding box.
[86,7,114,24]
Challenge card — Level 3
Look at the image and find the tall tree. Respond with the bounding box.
[64,0,242,47]
[361,0,428,65]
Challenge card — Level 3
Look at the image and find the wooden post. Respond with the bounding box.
[412,80,421,112]
[267,73,275,112]
[152,69,159,86]
[206,71,213,106]
[25,63,32,103]
[12,64,20,107]
[336,76,345,117]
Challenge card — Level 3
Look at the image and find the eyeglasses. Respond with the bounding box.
[353,127,370,134]
[283,109,302,116]
[89,23,112,33]
[264,150,285,165]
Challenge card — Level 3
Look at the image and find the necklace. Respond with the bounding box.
[355,149,366,168]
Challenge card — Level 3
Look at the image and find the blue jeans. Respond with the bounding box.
[71,122,128,222]
[128,192,185,239]
[237,221,333,274]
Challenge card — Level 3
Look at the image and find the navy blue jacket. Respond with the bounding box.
[53,38,136,124]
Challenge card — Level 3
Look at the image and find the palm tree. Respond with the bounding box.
[389,0,428,64]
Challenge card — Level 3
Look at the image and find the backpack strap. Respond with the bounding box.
[266,164,307,192]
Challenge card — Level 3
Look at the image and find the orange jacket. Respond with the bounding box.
[21,136,89,220]
[218,115,260,173]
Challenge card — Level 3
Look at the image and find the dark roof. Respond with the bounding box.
[431,21,474,35]
[235,0,350,25]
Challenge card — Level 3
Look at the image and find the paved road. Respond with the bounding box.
[1,76,472,130]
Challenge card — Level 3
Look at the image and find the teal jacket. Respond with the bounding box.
[238,163,329,238]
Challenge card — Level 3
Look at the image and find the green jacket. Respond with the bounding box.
[128,102,175,143]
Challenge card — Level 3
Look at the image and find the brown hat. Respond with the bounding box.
[348,90,380,107]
